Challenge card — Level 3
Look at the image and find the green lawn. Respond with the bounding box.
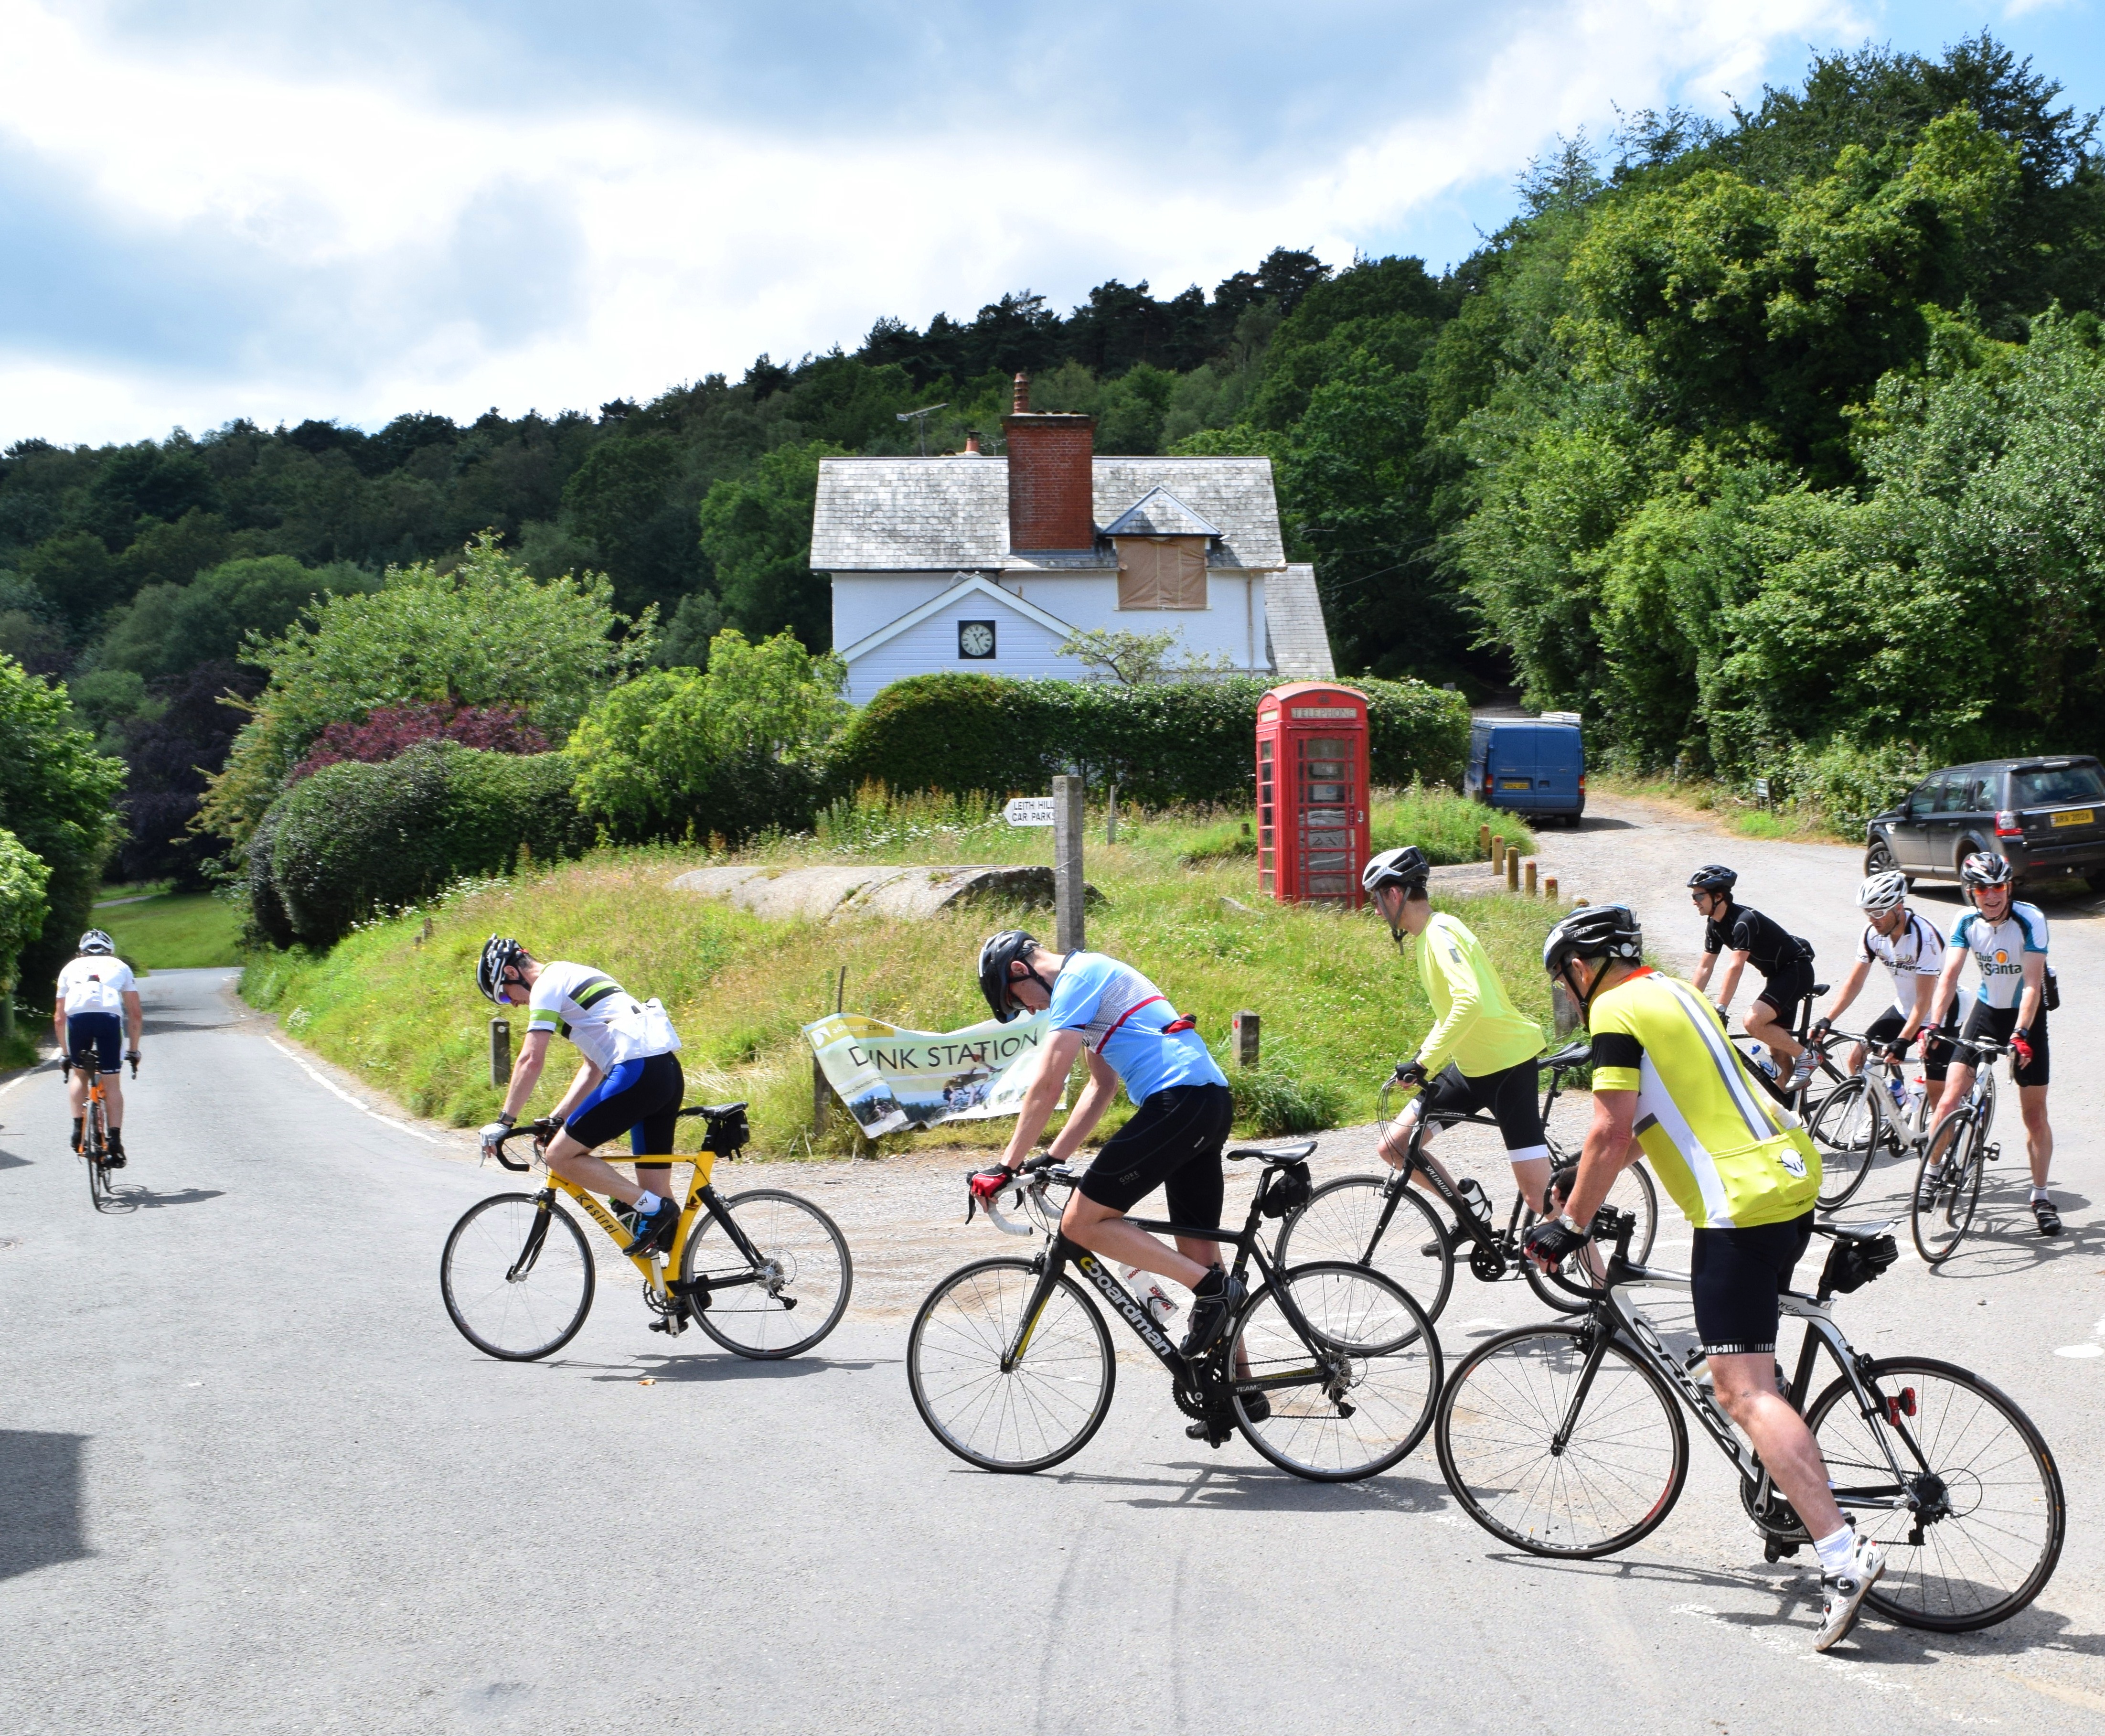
[96,891,246,970]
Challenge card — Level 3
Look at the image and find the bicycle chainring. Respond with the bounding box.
[1739,1479,1807,1543]
[1468,1242,1510,1282]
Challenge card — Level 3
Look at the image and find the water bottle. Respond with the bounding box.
[1118,1264,1179,1327]
[1454,1176,1491,1221]
[1885,1073,1908,1114]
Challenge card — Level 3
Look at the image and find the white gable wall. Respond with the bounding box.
[833,572,973,652]
[844,592,1074,704]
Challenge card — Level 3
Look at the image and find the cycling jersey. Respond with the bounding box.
[1856,911,1944,1013]
[1413,912,1543,1079]
[1701,902,1812,980]
[1949,903,2047,1011]
[1048,953,1225,1105]
[525,961,680,1075]
[1588,968,1821,1230]
[56,956,135,1017]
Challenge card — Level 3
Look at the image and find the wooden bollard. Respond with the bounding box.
[1545,875,1559,901]
[1232,1010,1261,1068]
[812,1052,830,1134]
[1574,896,1590,907]
[1507,850,1520,890]
[1478,822,1491,859]
[1525,859,1538,896]
[490,1018,511,1087]
[1491,834,1506,871]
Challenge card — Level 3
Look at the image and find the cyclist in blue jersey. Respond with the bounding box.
[1922,855,2059,1234]
[970,931,1244,1359]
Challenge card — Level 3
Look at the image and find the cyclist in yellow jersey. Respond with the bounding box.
[1523,903,1884,1653]
[1361,847,1550,1211]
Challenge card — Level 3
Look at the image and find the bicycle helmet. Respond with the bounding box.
[1360,845,1431,900]
[1856,869,1908,914]
[478,935,529,1004]
[77,930,114,954]
[1686,864,1737,896]
[977,929,1046,1024]
[1542,903,1643,979]
[1959,851,2015,893]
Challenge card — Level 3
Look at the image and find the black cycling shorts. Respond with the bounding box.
[564,1050,685,1157]
[1863,1007,1950,1083]
[66,1012,123,1072]
[1690,1212,1814,1357]
[1954,1001,2048,1087]
[1077,1082,1232,1227]
[1421,1060,1548,1157]
[1754,960,1816,1028]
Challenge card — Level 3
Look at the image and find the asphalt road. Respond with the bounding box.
[5,800,2105,1734]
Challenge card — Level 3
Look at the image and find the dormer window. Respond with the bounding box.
[1115,536,1207,609]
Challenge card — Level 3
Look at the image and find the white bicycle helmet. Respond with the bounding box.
[77,930,115,955]
[1856,870,1907,914]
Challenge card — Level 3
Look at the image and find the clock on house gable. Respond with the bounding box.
[811,373,1336,705]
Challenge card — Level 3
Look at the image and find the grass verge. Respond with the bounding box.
[242,821,1565,1158]
[96,891,246,970]
[1590,771,1857,846]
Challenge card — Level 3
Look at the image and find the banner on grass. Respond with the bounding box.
[802,1009,1060,1137]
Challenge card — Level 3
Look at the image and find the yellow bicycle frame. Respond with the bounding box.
[544,1151,718,1298]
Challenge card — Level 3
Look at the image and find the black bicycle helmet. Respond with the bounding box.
[1361,845,1431,900]
[1959,851,2015,892]
[1687,864,1737,895]
[978,929,1044,1024]
[1543,903,1644,979]
[478,935,529,1005]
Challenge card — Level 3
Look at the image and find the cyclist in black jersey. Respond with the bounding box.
[1688,865,1817,1089]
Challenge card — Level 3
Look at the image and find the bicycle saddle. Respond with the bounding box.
[1811,982,1829,997]
[1226,1141,1317,1165]
[1814,1220,1895,1242]
[1539,1039,1591,1070]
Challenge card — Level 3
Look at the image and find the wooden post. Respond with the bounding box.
[814,964,846,1135]
[490,1018,511,1087]
[1053,774,1086,952]
[1525,860,1538,896]
[1574,896,1590,908]
[1491,834,1505,872]
[1507,850,1520,891]
[1544,875,1559,902]
[1232,1010,1261,1069]
[1478,822,1490,859]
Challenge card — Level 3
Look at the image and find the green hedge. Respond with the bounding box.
[834,675,1467,806]
[255,743,592,949]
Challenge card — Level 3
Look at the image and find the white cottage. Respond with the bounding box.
[812,374,1335,706]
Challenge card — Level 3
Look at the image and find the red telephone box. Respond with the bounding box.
[1256,683,1370,906]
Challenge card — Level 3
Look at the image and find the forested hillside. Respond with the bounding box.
[4,32,2103,883]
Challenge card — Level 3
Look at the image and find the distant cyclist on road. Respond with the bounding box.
[1921,854,2059,1235]
[1810,870,1952,1092]
[1688,864,1818,1089]
[970,931,1245,1362]
[56,930,142,1165]
[477,938,686,1257]
[1359,846,1551,1213]
[1525,903,1882,1652]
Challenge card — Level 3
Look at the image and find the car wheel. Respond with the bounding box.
[1864,836,1911,889]
[1956,838,1990,876]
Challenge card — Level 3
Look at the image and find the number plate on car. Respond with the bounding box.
[2052,808,2094,827]
[1499,779,1532,790]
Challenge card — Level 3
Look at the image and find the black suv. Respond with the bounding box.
[1865,756,2105,887]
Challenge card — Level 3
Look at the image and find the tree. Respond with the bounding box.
[0,829,50,1037]
[697,441,844,649]
[97,555,377,682]
[558,434,699,616]
[1056,628,1236,685]
[114,661,264,889]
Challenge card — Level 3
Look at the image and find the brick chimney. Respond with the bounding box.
[1003,371,1096,551]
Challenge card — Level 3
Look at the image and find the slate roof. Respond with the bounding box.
[811,456,1285,571]
[1101,486,1221,539]
[1265,564,1336,679]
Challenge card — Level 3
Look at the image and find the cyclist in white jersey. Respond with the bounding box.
[1922,854,2058,1234]
[54,930,142,1164]
[1810,870,1952,1091]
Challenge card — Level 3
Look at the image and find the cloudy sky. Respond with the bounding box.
[3,0,2100,447]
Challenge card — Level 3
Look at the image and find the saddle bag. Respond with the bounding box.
[699,1102,750,1156]
[1260,1160,1313,1220]
[1819,1232,1898,1296]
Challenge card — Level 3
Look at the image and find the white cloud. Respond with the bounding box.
[0,0,1868,445]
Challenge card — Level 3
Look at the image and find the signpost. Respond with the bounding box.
[1009,787,1085,949]
[1003,797,1056,827]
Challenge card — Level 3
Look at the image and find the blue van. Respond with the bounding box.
[1465,717,1585,826]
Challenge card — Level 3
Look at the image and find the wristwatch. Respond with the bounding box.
[496,1112,517,1128]
[1559,1213,1587,1237]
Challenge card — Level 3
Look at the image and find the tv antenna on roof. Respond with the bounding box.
[895,403,949,456]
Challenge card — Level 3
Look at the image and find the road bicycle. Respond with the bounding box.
[1271,1043,1658,1322]
[1800,1027,1951,1210]
[1910,1036,2010,1265]
[907,1144,1443,1481]
[1436,1206,2063,1631]
[64,1049,134,1212]
[440,1102,852,1362]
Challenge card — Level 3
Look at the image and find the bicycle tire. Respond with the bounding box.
[1228,1261,1442,1481]
[440,1192,596,1361]
[1912,1111,1983,1265]
[1523,1159,1659,1313]
[1806,1074,1881,1208]
[1273,1174,1453,1322]
[680,1188,852,1360]
[1436,1323,1689,1558]
[85,1099,111,1211]
[1805,1356,2064,1631]
[907,1256,1114,1474]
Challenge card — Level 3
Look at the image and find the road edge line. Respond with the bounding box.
[264,1036,442,1145]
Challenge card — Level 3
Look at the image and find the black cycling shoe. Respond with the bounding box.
[2032,1197,2063,1237]
[624,1198,681,1260]
[69,1119,82,1153]
[105,1139,126,1169]
[1179,1268,1247,1360]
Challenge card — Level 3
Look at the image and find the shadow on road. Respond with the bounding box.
[577,1352,890,1384]
[0,1148,32,1170]
[1049,1459,1448,1514]
[1571,815,1640,832]
[98,1185,226,1212]
[0,1430,92,1582]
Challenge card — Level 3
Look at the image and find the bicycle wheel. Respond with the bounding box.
[1523,1158,1661,1313]
[1436,1323,1689,1557]
[1912,1112,1984,1265]
[907,1256,1114,1474]
[1806,1356,2064,1631]
[681,1189,852,1359]
[84,1100,111,1211]
[1229,1261,1441,1481]
[1809,1075,1882,1209]
[1273,1174,1454,1323]
[440,1193,595,1361]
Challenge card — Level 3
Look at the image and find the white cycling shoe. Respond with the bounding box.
[1813,1536,1886,1652]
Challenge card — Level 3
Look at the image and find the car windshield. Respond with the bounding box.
[2013,765,2105,808]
